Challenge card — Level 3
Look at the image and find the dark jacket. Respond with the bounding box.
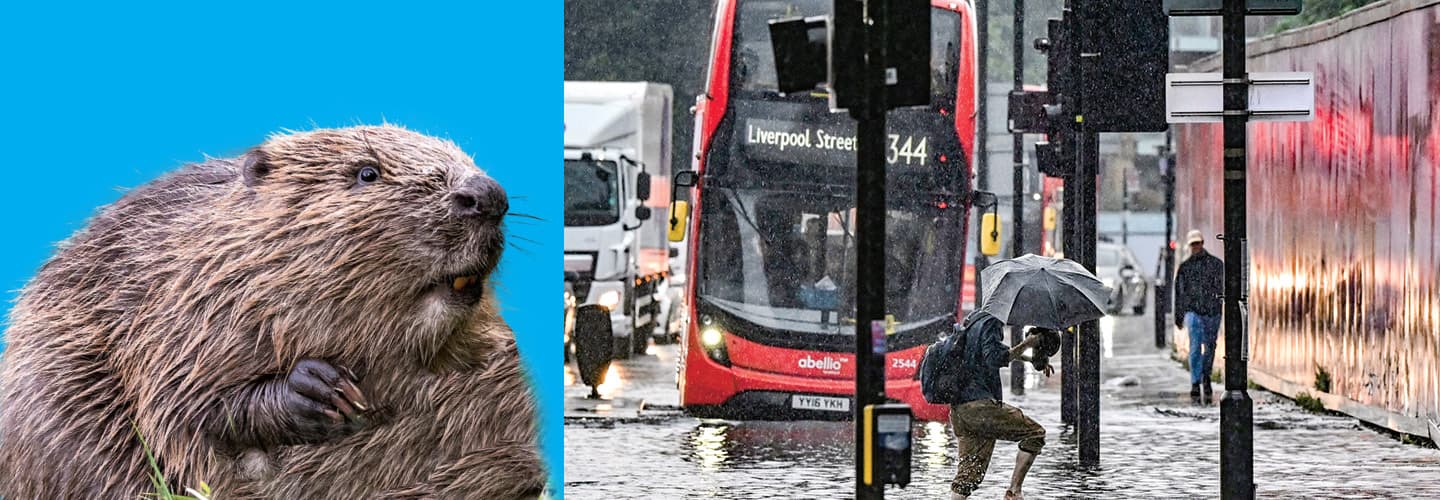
[957,312,1012,404]
[1174,249,1224,324]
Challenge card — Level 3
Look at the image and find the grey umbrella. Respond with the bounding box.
[978,254,1112,329]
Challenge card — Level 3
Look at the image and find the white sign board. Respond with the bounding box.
[1165,72,1315,123]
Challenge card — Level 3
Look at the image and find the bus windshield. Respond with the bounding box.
[564,159,620,226]
[697,185,963,335]
[733,0,961,98]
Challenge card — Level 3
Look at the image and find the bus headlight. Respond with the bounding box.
[597,290,622,311]
[700,327,723,348]
[699,326,730,366]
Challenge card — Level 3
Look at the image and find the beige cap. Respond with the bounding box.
[1186,229,1204,246]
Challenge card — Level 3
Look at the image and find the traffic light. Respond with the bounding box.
[768,16,829,94]
[831,0,932,110]
[1078,0,1170,132]
[1030,16,1077,177]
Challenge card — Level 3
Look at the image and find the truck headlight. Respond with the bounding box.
[598,290,622,311]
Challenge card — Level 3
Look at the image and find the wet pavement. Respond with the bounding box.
[564,308,1440,499]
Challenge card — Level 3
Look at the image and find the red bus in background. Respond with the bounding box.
[673,0,979,422]
[1039,175,1065,258]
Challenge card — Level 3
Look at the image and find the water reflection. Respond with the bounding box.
[688,422,731,470]
[1100,315,1115,358]
[918,421,952,468]
[679,420,960,482]
[596,364,624,398]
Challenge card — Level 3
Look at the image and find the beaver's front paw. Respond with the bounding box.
[276,358,371,441]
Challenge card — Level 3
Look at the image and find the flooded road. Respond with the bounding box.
[564,310,1440,499]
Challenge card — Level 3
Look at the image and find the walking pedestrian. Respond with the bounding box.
[949,312,1053,500]
[1174,229,1224,400]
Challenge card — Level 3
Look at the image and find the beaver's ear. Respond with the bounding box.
[240,149,272,187]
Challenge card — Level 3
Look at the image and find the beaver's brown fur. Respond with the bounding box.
[0,125,544,498]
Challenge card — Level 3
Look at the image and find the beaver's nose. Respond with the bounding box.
[452,175,507,223]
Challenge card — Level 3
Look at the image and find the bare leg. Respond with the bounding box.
[1006,449,1037,498]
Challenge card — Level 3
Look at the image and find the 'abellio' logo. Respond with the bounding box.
[797,355,847,373]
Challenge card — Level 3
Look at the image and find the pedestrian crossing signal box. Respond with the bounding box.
[863,404,913,488]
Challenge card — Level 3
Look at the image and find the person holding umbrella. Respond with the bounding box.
[948,254,1110,500]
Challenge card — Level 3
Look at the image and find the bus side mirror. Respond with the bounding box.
[668,201,691,242]
[636,172,652,201]
[980,213,1002,256]
[1043,206,1057,230]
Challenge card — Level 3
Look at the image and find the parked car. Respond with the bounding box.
[1097,242,1149,315]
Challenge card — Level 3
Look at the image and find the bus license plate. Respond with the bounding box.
[791,395,850,412]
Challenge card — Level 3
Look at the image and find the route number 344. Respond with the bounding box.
[887,134,928,165]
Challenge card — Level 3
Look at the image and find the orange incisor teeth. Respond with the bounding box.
[452,276,474,291]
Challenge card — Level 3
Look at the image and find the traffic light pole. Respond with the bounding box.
[1219,0,1255,495]
[974,0,991,312]
[1060,187,1077,425]
[1057,0,1078,429]
[1156,131,1175,350]
[1075,128,1101,467]
[1009,0,1027,396]
[1070,0,1100,465]
[852,1,888,498]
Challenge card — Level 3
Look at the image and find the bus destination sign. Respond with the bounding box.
[742,118,933,168]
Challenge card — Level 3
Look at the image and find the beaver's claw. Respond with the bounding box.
[282,358,371,439]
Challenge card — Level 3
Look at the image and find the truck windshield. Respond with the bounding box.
[697,186,962,335]
[564,159,620,226]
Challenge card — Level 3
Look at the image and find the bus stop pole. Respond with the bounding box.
[852,0,889,498]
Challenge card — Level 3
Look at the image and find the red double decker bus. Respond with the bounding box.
[669,0,980,422]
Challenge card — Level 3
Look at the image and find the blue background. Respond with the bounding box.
[0,2,562,495]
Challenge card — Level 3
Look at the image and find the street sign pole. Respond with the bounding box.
[1010,0,1028,396]
[1163,2,1302,497]
[1219,0,1255,495]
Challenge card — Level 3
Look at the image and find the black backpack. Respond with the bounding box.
[919,312,995,405]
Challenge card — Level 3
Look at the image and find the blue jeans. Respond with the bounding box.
[1186,312,1222,385]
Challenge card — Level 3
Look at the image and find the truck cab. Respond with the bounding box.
[564,81,679,358]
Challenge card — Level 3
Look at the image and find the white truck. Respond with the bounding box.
[564,81,685,359]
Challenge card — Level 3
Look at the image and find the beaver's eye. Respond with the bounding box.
[358,166,380,184]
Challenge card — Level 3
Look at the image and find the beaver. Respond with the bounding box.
[0,125,545,498]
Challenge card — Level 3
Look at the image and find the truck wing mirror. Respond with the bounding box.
[636,171,652,201]
[635,205,652,221]
[673,170,698,188]
[668,201,691,242]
